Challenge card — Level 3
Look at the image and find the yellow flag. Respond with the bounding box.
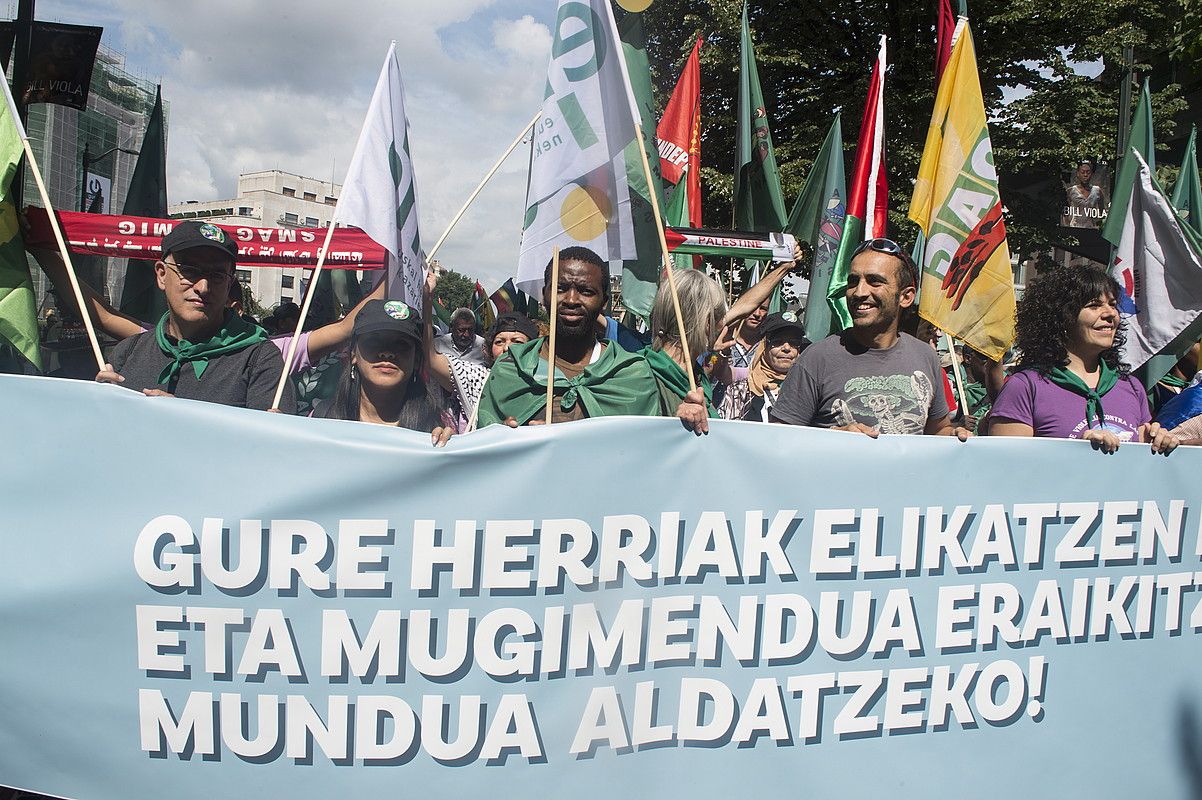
[908,24,1016,361]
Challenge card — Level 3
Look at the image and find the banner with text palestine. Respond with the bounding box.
[1,374,1201,799]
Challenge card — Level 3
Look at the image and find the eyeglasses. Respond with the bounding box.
[161,260,233,287]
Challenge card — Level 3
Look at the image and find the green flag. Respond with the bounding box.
[663,179,694,271]
[734,1,787,286]
[119,85,168,323]
[0,77,39,370]
[1101,79,1154,250]
[1172,124,1201,237]
[786,113,846,341]
[614,9,667,323]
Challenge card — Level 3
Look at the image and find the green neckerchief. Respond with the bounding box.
[1047,362,1119,429]
[641,346,717,418]
[476,337,662,427]
[1159,373,1190,391]
[154,310,268,386]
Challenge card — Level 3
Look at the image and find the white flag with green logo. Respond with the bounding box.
[516,0,639,298]
[338,42,426,308]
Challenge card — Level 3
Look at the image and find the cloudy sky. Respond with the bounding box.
[29,0,558,288]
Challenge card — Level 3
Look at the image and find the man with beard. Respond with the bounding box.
[769,239,968,438]
[476,247,662,426]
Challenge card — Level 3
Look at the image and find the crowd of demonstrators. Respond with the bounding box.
[424,270,538,430]
[767,239,970,439]
[19,217,1202,454]
[988,264,1184,454]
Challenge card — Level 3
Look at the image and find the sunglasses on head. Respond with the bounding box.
[852,237,904,258]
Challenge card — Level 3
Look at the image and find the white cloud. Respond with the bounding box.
[37,0,556,288]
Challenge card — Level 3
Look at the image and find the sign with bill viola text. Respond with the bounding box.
[0,374,1200,799]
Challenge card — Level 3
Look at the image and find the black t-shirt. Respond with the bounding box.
[109,331,296,413]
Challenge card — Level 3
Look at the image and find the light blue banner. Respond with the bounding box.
[1,374,1201,799]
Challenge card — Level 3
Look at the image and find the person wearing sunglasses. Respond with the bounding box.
[768,237,969,439]
[94,221,295,412]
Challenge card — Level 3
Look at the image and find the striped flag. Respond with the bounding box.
[338,43,426,308]
[826,35,888,331]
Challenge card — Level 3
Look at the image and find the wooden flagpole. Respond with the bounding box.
[544,246,560,426]
[942,331,970,421]
[269,221,339,410]
[601,0,697,394]
[427,109,541,262]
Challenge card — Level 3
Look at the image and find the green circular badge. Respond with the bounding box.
[384,301,411,320]
[783,311,798,323]
[199,223,225,243]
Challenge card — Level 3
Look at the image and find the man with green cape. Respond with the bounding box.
[96,221,295,413]
[476,247,663,426]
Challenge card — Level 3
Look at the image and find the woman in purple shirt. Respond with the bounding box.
[989,265,1179,454]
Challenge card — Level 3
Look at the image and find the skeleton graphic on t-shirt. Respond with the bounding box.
[831,371,935,434]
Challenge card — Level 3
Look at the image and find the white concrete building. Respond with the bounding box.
[169,170,341,310]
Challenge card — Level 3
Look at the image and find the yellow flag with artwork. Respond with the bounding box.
[908,23,1016,361]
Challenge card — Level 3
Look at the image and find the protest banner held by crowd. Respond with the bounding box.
[0,0,1200,796]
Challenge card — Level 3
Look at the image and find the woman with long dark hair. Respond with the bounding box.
[989,265,1177,454]
[313,299,452,445]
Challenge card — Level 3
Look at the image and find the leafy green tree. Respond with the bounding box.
[434,269,476,314]
[635,0,1187,263]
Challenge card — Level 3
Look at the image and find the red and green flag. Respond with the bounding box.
[472,280,495,331]
[827,35,888,331]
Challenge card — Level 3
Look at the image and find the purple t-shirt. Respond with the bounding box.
[990,370,1150,440]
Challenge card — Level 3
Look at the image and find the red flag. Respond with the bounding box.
[935,0,956,85]
[656,37,703,228]
[847,35,888,239]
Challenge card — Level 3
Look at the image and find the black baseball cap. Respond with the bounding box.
[162,221,239,262]
[353,299,422,345]
[489,311,539,342]
[758,311,809,345]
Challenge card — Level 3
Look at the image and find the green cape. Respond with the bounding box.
[476,338,663,427]
[641,346,718,418]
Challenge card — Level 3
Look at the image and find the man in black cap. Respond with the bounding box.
[95,221,295,412]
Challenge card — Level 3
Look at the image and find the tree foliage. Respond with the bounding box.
[636,0,1187,262]
[435,269,477,313]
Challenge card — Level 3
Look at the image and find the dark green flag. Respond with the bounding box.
[786,113,846,340]
[1172,124,1201,237]
[615,9,668,323]
[1101,79,1154,250]
[118,85,168,323]
[734,2,787,299]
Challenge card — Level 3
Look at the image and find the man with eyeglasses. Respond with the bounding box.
[95,221,295,412]
[769,238,969,439]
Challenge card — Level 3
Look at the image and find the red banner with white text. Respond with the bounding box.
[24,208,386,270]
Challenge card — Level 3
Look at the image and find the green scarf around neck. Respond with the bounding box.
[641,346,717,418]
[1047,361,1119,429]
[155,311,268,386]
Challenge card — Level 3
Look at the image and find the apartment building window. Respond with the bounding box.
[303,192,316,202]
[305,216,319,227]
[282,187,295,197]
[281,275,294,290]
[324,196,336,205]
[281,295,293,305]
[284,212,298,224]
[238,206,252,216]
[236,269,251,283]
